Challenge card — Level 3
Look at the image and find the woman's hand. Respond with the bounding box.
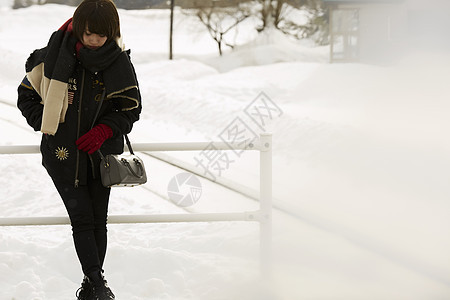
[76,124,113,154]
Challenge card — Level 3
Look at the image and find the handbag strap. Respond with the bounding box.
[90,89,107,130]
[124,134,135,155]
[91,88,135,156]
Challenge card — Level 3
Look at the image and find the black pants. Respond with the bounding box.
[52,171,111,276]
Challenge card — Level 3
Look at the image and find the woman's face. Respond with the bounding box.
[82,28,107,50]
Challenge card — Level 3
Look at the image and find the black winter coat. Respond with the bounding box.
[17,56,142,187]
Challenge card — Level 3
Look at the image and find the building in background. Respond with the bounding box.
[324,0,407,63]
[324,0,450,63]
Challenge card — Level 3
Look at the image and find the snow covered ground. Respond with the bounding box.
[1,3,450,300]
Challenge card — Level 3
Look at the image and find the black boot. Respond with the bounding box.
[87,271,115,300]
[76,276,93,300]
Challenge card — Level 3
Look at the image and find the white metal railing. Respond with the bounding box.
[0,133,272,279]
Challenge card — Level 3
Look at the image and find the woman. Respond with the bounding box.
[17,0,142,299]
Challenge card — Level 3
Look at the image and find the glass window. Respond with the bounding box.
[332,8,360,61]
[333,9,359,33]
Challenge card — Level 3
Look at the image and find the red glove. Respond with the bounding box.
[76,124,113,154]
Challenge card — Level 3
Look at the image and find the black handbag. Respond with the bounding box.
[92,90,147,188]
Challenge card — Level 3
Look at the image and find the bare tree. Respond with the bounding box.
[193,2,252,56]
[281,5,329,45]
[257,0,328,45]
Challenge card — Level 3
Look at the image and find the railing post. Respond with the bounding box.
[259,133,272,281]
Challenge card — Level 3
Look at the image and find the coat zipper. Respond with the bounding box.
[74,69,86,188]
[88,154,96,179]
[88,72,101,180]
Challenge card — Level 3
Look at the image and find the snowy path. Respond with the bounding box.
[2,101,450,299]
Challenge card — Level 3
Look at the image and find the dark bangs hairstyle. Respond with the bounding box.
[72,0,120,42]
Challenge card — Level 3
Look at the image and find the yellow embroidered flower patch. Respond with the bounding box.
[55,147,69,161]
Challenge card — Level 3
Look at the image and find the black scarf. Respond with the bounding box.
[78,40,121,73]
